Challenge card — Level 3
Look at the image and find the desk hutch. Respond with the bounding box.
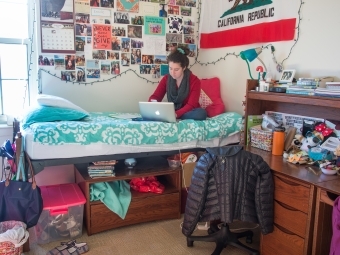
[244,79,340,255]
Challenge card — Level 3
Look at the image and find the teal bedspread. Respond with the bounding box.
[25,112,242,146]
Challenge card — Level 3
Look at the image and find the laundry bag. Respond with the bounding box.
[0,220,29,255]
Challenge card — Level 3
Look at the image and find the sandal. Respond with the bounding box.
[46,240,89,255]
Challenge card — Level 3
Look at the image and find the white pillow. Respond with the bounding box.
[36,94,88,114]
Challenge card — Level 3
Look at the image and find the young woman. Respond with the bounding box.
[149,46,206,120]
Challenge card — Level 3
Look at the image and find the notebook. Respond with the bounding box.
[138,102,176,123]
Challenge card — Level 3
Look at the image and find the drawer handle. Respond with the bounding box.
[274,223,297,236]
[276,200,298,211]
[276,175,300,186]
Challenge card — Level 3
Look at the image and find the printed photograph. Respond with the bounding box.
[111,61,120,74]
[76,53,86,66]
[117,0,139,13]
[151,64,161,78]
[111,36,121,50]
[175,0,185,6]
[183,18,195,26]
[112,26,126,36]
[160,64,169,76]
[76,67,86,82]
[168,5,180,15]
[87,69,100,79]
[54,55,65,70]
[38,55,54,66]
[65,55,76,70]
[185,0,196,7]
[166,33,182,43]
[101,60,111,75]
[86,59,100,69]
[121,53,130,66]
[114,12,130,24]
[121,37,130,52]
[40,0,74,23]
[184,35,195,44]
[101,0,114,7]
[92,50,106,60]
[183,25,194,35]
[159,4,167,18]
[142,54,154,64]
[127,25,142,38]
[187,43,196,57]
[87,37,92,44]
[76,24,92,36]
[75,13,90,23]
[75,37,86,51]
[166,42,178,52]
[131,39,143,48]
[61,71,76,81]
[180,6,191,16]
[107,51,120,60]
[131,16,144,25]
[140,64,152,74]
[154,55,167,64]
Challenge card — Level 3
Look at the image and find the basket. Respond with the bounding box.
[250,125,273,151]
[0,221,29,255]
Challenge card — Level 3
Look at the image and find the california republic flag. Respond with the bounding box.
[199,0,299,48]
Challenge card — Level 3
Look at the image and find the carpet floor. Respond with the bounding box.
[26,216,260,255]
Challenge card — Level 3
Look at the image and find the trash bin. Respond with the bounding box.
[0,221,29,255]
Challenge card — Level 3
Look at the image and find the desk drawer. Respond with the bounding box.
[89,192,180,234]
[274,200,307,238]
[274,175,310,213]
[261,224,304,255]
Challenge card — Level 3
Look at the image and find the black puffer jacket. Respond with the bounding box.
[182,146,274,236]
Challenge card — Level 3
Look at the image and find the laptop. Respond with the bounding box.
[138,102,177,123]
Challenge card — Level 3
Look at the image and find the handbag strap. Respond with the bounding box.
[16,133,26,181]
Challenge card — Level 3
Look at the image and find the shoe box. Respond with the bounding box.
[33,183,86,244]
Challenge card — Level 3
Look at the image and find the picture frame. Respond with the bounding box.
[279,69,296,83]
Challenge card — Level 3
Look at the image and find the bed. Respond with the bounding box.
[20,111,243,174]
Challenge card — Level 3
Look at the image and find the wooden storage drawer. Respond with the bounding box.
[261,224,305,255]
[89,192,180,235]
[274,200,307,238]
[274,175,310,213]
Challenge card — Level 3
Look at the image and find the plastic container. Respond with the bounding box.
[167,156,181,168]
[272,127,285,156]
[33,183,86,244]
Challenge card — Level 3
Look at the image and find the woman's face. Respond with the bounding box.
[169,61,185,81]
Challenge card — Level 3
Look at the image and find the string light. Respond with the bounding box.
[37,0,304,86]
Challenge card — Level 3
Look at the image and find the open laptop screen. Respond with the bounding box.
[138,102,176,123]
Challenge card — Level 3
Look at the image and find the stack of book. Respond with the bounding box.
[286,78,317,95]
[87,160,117,178]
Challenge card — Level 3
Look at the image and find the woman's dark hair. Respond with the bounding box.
[167,46,190,68]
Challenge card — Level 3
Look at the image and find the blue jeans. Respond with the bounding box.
[181,108,207,120]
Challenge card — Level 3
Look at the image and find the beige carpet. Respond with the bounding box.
[26,217,260,255]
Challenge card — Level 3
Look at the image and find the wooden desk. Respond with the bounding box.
[247,146,340,255]
[313,179,340,255]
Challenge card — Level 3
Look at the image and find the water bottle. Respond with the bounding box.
[272,127,285,156]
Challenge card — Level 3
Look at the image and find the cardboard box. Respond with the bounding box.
[182,162,197,188]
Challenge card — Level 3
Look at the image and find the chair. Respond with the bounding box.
[182,146,273,255]
[186,221,258,255]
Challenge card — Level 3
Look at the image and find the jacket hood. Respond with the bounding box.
[206,145,243,157]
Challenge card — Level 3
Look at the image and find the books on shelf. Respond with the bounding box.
[286,88,315,96]
[88,161,116,178]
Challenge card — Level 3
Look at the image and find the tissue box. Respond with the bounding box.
[33,183,86,244]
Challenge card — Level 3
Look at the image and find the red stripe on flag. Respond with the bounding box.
[200,18,296,49]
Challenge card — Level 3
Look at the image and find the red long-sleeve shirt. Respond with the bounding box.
[149,73,201,118]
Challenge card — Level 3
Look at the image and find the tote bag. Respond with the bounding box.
[0,140,43,229]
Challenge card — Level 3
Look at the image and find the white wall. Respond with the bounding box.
[39,0,340,116]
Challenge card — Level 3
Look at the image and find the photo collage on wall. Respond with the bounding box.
[38,0,198,82]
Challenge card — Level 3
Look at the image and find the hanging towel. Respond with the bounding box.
[330,196,340,255]
[90,180,131,219]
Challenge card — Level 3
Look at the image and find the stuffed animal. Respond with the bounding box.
[335,144,340,167]
[300,131,324,152]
